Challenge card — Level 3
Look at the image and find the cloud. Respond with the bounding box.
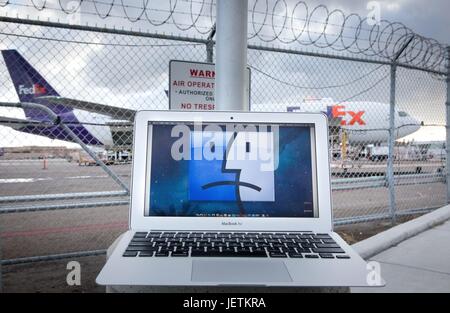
[312,0,449,44]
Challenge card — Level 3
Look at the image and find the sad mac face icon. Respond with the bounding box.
[170,123,279,216]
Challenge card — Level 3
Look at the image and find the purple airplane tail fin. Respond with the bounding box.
[1,50,103,146]
[1,49,72,120]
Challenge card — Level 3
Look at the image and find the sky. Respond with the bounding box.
[0,0,448,148]
[317,0,449,45]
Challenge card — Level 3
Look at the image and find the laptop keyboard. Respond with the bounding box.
[123,232,350,259]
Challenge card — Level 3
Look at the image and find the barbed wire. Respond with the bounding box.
[0,0,447,72]
[0,0,10,8]
[248,1,446,72]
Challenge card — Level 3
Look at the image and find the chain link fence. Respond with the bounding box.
[246,47,447,224]
[0,7,448,291]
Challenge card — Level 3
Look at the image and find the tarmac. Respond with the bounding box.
[0,158,446,261]
[0,158,448,292]
[352,205,450,293]
[0,159,446,259]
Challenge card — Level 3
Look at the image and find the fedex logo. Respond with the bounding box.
[18,84,47,95]
[327,105,366,126]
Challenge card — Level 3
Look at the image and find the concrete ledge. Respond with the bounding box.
[352,205,450,260]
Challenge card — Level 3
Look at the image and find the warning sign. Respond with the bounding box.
[169,60,250,111]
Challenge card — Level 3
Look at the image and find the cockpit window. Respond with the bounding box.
[398,111,408,117]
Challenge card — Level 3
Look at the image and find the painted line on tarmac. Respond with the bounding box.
[0,175,110,184]
[0,178,50,183]
[0,221,128,238]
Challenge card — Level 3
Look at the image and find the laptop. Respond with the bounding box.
[96,110,378,287]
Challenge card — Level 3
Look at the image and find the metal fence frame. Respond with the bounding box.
[0,15,448,268]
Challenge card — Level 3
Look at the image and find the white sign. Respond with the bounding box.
[169,60,250,111]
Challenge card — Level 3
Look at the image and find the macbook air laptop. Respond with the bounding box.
[96,110,379,287]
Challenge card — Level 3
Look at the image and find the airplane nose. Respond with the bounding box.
[399,116,421,138]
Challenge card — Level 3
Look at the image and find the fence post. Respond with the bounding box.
[206,41,214,63]
[206,23,216,63]
[215,0,248,111]
[0,211,2,292]
[446,46,450,203]
[387,37,414,224]
[387,63,397,224]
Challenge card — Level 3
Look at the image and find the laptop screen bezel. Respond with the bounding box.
[129,111,333,233]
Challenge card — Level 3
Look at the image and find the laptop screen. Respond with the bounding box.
[144,122,318,218]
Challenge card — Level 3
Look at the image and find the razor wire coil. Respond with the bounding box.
[0,0,446,72]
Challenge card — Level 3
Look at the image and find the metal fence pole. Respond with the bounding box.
[446,46,450,203]
[215,0,248,111]
[206,23,216,63]
[206,41,214,63]
[388,63,397,224]
[0,210,2,292]
[387,37,414,224]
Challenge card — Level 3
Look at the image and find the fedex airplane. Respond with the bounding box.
[0,50,134,148]
[0,50,421,148]
[288,98,421,144]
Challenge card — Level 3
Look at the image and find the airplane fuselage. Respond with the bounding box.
[290,100,421,144]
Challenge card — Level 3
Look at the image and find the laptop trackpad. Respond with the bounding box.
[191,260,292,283]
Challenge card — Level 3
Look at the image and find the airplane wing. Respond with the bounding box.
[40,96,136,121]
[0,116,49,128]
[105,121,133,127]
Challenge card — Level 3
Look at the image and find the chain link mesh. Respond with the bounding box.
[0,13,447,291]
[0,21,208,263]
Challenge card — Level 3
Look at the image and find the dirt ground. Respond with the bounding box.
[334,215,417,245]
[1,255,106,293]
[1,216,420,293]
